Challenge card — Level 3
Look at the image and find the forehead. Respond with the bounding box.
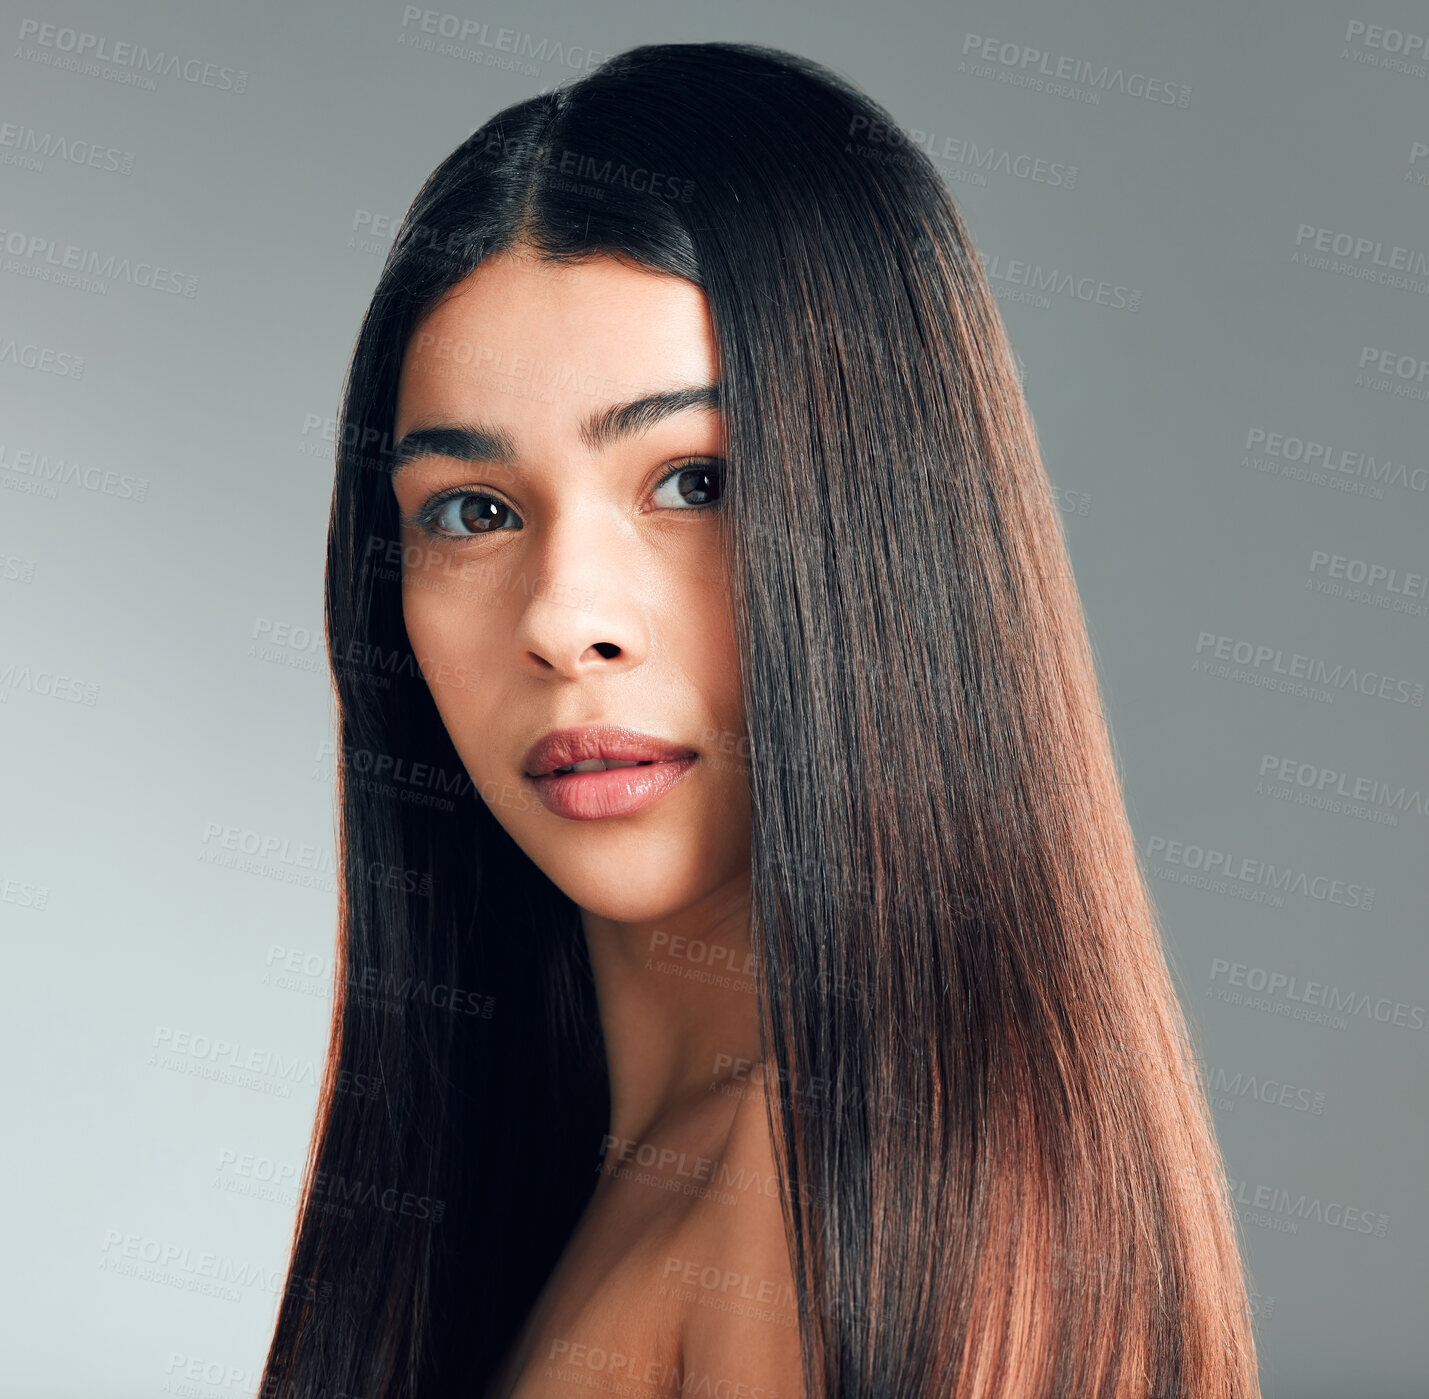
[395,251,719,436]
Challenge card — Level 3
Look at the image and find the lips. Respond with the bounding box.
[521,724,701,822]
[522,724,700,779]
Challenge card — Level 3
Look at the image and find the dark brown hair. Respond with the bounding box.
[263,40,1261,1399]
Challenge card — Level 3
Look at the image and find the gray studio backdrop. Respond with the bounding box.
[1,0,1425,1394]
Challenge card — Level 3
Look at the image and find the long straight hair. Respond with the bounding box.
[262,40,1261,1399]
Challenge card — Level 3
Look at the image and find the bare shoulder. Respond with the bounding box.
[671,1072,808,1399]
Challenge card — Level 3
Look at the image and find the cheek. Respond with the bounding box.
[401,562,503,766]
[400,535,500,659]
[667,555,742,727]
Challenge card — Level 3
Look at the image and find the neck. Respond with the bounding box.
[580,869,763,1148]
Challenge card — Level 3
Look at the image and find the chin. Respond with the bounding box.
[509,815,728,925]
[540,860,706,925]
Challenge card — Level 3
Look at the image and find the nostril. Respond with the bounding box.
[593,642,620,658]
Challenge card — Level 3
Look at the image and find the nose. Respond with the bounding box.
[510,510,650,681]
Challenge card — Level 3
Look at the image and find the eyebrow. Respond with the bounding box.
[389,381,723,476]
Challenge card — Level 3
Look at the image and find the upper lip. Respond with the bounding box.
[522,724,700,779]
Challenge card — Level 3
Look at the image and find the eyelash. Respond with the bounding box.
[405,458,727,540]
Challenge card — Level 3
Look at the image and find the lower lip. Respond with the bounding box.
[529,757,698,821]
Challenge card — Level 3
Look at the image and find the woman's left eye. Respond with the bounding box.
[652,459,726,510]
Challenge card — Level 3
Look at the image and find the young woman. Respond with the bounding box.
[261,41,1262,1399]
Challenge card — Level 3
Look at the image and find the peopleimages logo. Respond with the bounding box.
[1225,1176,1390,1238]
[845,115,1078,190]
[1344,19,1428,56]
[0,120,135,175]
[959,33,1191,106]
[0,225,198,297]
[979,250,1140,311]
[1206,1065,1326,1116]
[150,1025,320,1085]
[397,6,605,74]
[1208,958,1429,1035]
[1359,345,1429,384]
[163,1353,263,1395]
[0,336,83,377]
[1306,548,1429,617]
[1191,630,1425,707]
[15,18,248,92]
[1292,223,1429,295]
[1256,752,1428,824]
[1243,427,1427,496]
[1295,224,1429,273]
[1143,834,1375,911]
[0,441,149,501]
[99,1229,328,1300]
[0,657,99,706]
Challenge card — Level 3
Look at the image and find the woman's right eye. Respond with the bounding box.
[421,492,522,538]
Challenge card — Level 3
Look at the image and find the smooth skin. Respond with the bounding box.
[391,247,805,1399]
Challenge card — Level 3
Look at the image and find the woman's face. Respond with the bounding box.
[390,248,750,924]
